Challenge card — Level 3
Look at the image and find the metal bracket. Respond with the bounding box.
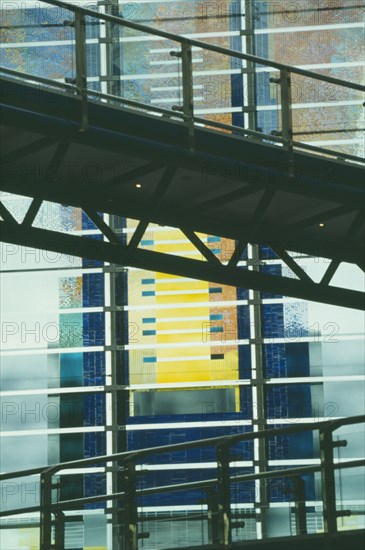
[74,13,88,131]
[271,70,294,177]
[180,43,195,152]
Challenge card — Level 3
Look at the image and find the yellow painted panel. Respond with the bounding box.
[235,387,240,412]
[157,320,210,330]
[156,293,211,304]
[210,350,239,381]
[156,307,210,319]
[156,243,195,253]
[157,358,210,372]
[156,280,208,291]
[157,333,209,344]
[154,229,185,240]
[155,272,184,279]
[156,347,209,358]
[157,363,212,383]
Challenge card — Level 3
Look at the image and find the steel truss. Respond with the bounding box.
[0,197,363,310]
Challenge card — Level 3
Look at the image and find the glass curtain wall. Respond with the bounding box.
[0,1,364,548]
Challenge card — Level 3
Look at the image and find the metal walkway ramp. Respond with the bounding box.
[1,0,364,309]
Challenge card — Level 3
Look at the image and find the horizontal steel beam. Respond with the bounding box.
[1,221,363,310]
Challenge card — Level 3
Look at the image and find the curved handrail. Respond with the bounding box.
[1,415,363,480]
[1,416,363,548]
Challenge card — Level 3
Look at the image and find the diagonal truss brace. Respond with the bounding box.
[0,201,17,223]
[181,228,221,265]
[320,210,364,286]
[82,166,177,251]
[83,208,120,244]
[0,217,363,311]
[22,198,44,227]
[269,245,313,283]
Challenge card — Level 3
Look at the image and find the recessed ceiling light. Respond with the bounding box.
[319,223,325,227]
[135,183,142,188]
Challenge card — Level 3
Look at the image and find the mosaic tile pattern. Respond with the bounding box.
[59,277,82,309]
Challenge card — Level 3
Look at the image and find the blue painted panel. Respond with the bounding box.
[142,290,156,297]
[142,278,155,284]
[238,341,252,379]
[209,287,222,294]
[262,303,284,337]
[210,314,223,320]
[83,273,104,307]
[143,357,156,363]
[264,343,286,378]
[83,312,105,346]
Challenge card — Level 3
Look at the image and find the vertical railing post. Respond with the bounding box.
[320,428,338,535]
[243,0,257,132]
[279,68,294,177]
[181,42,195,151]
[123,460,138,550]
[217,444,231,545]
[40,471,53,550]
[206,489,220,544]
[54,511,65,550]
[293,476,307,536]
[74,11,88,130]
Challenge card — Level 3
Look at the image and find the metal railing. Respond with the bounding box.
[0,415,364,549]
[1,0,364,164]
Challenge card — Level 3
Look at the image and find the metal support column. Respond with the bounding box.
[109,264,122,550]
[249,244,269,539]
[100,2,124,545]
[108,218,127,550]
